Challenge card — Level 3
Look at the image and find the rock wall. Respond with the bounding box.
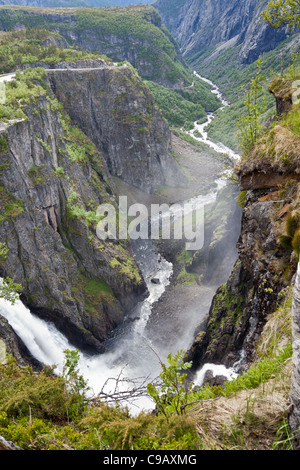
[155,0,289,66]
[0,58,186,359]
[0,5,188,88]
[0,68,157,355]
[46,62,185,193]
[186,187,293,374]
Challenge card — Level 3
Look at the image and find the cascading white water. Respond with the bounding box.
[0,295,71,374]
[186,72,241,164]
[0,72,241,413]
[194,363,238,387]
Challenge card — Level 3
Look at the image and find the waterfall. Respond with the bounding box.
[0,71,241,412]
[0,296,71,373]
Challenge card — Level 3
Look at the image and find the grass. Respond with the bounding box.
[80,276,117,317]
[236,77,300,176]
[186,287,294,450]
[0,282,295,450]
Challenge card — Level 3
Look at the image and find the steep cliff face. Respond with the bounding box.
[0,0,153,6]
[45,61,184,193]
[0,60,183,355]
[154,0,289,66]
[186,187,292,373]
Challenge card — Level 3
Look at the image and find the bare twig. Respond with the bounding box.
[96,370,160,407]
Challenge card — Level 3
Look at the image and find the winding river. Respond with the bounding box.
[0,72,241,413]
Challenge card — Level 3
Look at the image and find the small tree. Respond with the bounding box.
[147,350,194,418]
[262,0,300,30]
[279,211,300,259]
[62,349,90,421]
[237,59,267,155]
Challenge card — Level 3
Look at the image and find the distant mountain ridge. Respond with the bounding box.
[0,0,290,68]
[0,0,153,6]
[154,0,290,66]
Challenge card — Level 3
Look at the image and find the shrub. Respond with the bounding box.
[279,211,300,258]
[147,350,194,417]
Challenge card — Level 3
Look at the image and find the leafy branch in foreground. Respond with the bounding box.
[262,0,300,30]
[237,59,267,155]
[62,349,90,421]
[147,350,194,417]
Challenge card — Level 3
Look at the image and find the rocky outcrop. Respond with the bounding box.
[269,77,295,116]
[186,187,293,374]
[240,171,300,191]
[0,434,21,450]
[0,317,41,368]
[236,79,300,188]
[155,0,289,67]
[46,62,185,193]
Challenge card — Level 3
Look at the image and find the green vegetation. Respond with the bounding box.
[74,6,189,83]
[67,189,100,227]
[80,275,116,317]
[262,0,300,29]
[0,242,22,304]
[191,37,300,151]
[237,59,267,155]
[145,78,221,130]
[0,352,200,450]
[279,211,300,258]
[236,75,300,175]
[147,350,194,417]
[0,3,298,451]
[0,185,25,224]
[0,29,107,75]
[0,308,294,450]
[0,244,295,449]
[0,67,48,122]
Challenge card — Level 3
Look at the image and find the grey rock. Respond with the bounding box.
[203,370,228,388]
[0,434,22,450]
[0,67,160,355]
[46,63,185,193]
[155,0,289,67]
[186,187,291,373]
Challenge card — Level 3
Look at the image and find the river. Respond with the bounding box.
[0,72,241,413]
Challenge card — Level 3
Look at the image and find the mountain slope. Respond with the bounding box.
[154,0,289,67]
[0,0,153,5]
